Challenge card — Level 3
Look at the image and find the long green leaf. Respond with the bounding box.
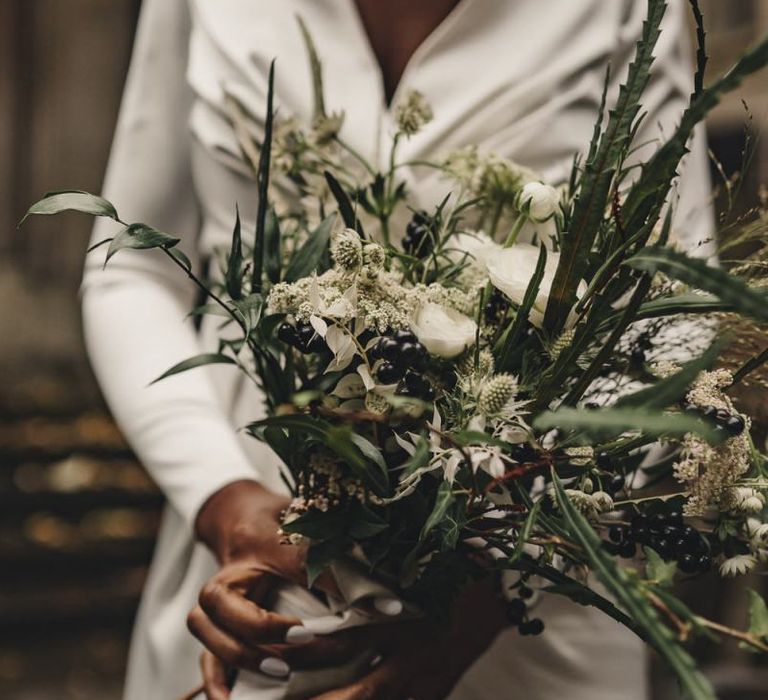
[284,214,335,282]
[534,406,716,441]
[324,171,362,234]
[624,32,768,231]
[264,207,282,284]
[552,472,715,699]
[296,15,326,119]
[252,60,275,294]
[543,0,668,331]
[21,190,118,225]
[150,353,237,385]
[226,206,244,300]
[626,246,768,323]
[616,341,721,409]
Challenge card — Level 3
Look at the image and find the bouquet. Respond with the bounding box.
[23,2,768,697]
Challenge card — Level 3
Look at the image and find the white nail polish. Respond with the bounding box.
[259,657,290,678]
[285,625,315,645]
[369,653,383,668]
[373,596,403,616]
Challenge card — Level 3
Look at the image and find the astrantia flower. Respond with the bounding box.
[469,446,507,479]
[590,491,614,513]
[486,244,585,328]
[410,303,477,358]
[394,90,433,137]
[517,181,560,223]
[719,554,757,577]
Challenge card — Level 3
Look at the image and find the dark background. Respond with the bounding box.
[0,1,767,698]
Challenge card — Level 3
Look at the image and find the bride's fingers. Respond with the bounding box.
[199,651,231,700]
[187,606,290,677]
[197,579,302,645]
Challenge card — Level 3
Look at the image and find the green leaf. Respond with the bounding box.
[283,214,335,282]
[264,207,282,284]
[252,60,275,294]
[106,224,180,264]
[747,589,768,640]
[347,502,389,539]
[306,538,348,586]
[644,547,678,588]
[543,0,668,331]
[509,500,541,564]
[246,414,331,442]
[533,406,717,441]
[230,293,264,334]
[626,246,768,323]
[324,172,363,235]
[150,353,237,385]
[226,207,244,300]
[296,15,326,119]
[551,471,715,699]
[281,509,346,540]
[731,346,768,387]
[624,31,768,232]
[21,190,118,225]
[324,426,388,495]
[616,341,722,409]
[168,247,192,272]
[420,480,455,540]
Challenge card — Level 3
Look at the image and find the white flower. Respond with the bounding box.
[445,231,500,266]
[469,446,507,479]
[719,554,757,577]
[485,244,586,328]
[517,182,560,223]
[410,303,477,358]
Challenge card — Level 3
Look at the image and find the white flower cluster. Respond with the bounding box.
[673,369,753,516]
[393,90,433,137]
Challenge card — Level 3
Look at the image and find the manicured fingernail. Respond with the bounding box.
[260,657,290,678]
[373,596,403,616]
[369,653,383,668]
[285,625,315,644]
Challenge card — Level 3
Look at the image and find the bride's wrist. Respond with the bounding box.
[195,479,288,562]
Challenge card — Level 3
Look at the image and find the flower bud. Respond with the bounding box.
[518,181,560,222]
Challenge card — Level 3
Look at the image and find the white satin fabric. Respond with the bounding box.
[82,1,713,698]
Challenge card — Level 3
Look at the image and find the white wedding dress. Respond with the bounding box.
[82,1,714,698]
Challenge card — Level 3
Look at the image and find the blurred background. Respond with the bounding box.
[0,2,767,699]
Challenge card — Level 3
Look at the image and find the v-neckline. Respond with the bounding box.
[345,0,471,109]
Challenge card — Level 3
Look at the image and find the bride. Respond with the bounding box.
[82,1,714,698]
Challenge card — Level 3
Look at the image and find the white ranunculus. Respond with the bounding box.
[410,303,477,358]
[486,243,585,328]
[518,181,560,223]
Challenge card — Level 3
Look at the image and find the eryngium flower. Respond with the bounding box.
[331,227,363,271]
[478,374,518,416]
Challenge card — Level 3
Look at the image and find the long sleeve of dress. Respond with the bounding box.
[81,0,259,527]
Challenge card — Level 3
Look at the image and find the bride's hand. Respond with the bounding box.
[308,577,507,700]
[188,480,332,700]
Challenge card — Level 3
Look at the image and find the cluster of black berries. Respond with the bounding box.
[606,512,712,574]
[484,288,509,324]
[682,402,746,437]
[506,585,545,636]
[277,321,325,354]
[402,210,435,258]
[370,331,434,399]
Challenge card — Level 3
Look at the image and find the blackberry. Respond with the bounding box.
[402,211,434,258]
[609,526,624,544]
[679,554,699,574]
[519,618,545,636]
[277,322,299,346]
[506,599,526,625]
[377,362,403,384]
[724,414,746,436]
